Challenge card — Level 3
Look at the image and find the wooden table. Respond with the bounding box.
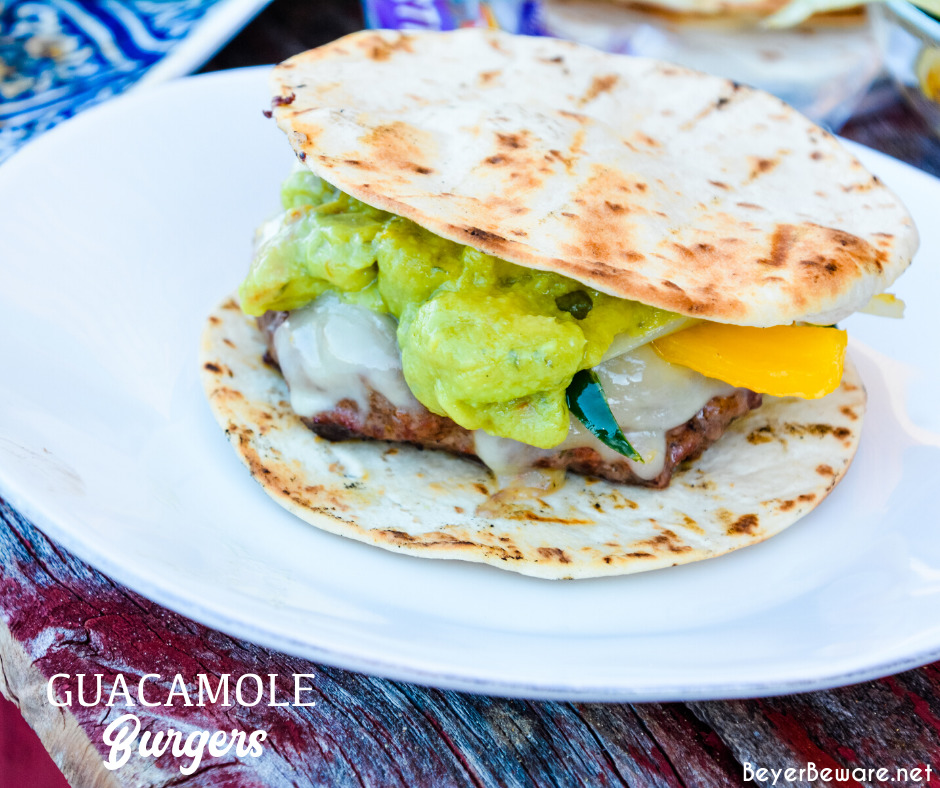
[3,2,940,786]
[5,501,940,787]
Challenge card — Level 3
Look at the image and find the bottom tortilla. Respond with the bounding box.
[200,297,867,580]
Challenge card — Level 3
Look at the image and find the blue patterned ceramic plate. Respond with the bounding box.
[0,0,271,163]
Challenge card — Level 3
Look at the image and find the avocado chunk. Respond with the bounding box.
[239,170,681,447]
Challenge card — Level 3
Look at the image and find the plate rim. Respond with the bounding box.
[6,478,940,703]
[2,66,940,702]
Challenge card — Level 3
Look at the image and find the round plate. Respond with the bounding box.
[2,67,939,701]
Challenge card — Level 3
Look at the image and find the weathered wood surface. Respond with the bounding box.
[841,80,940,178]
[4,1,940,785]
[4,499,940,787]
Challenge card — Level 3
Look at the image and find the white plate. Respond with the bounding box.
[2,67,939,702]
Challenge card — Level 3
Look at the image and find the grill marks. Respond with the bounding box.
[728,514,759,536]
[560,166,645,263]
[496,131,527,150]
[359,32,415,61]
[272,28,915,326]
[751,224,884,303]
[362,121,437,177]
[747,155,780,181]
[762,225,793,268]
[202,292,869,578]
[680,83,742,130]
[477,128,555,197]
[579,73,619,106]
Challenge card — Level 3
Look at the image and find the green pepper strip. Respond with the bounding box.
[555,290,593,320]
[566,369,644,462]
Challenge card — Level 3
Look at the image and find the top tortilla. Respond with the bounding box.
[271,29,917,327]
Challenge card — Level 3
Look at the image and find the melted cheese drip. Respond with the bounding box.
[565,345,735,480]
[275,296,735,481]
[474,346,734,480]
[273,293,420,416]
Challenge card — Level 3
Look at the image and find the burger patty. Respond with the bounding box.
[258,312,762,489]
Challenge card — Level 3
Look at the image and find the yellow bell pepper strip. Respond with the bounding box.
[651,323,848,399]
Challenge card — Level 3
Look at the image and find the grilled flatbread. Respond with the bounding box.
[271,29,917,328]
[201,298,865,580]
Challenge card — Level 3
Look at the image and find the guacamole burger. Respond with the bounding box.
[200,30,917,579]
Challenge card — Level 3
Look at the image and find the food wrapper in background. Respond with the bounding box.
[361,0,881,128]
[362,0,530,30]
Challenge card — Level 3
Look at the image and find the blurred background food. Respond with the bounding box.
[523,0,880,128]
[360,0,933,129]
[1,0,938,167]
[359,0,940,147]
[871,0,940,135]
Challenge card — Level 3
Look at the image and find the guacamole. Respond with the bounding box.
[240,170,680,448]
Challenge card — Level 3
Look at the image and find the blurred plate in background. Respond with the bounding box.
[872,0,940,137]
[535,0,880,128]
[363,0,881,127]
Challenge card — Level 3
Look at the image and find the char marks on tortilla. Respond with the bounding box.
[200,299,866,580]
[271,29,917,328]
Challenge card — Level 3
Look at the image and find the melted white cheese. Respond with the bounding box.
[566,345,735,479]
[601,316,694,361]
[473,346,734,480]
[473,430,555,476]
[275,298,734,480]
[273,293,420,417]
